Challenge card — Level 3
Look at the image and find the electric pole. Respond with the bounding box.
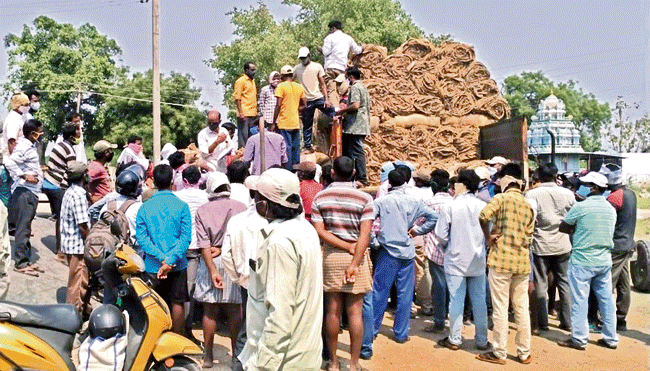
[152,0,161,164]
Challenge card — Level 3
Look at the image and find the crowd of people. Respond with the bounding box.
[0,19,639,371]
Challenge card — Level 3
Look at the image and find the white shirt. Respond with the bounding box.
[99,195,142,246]
[198,126,237,172]
[434,192,487,277]
[117,147,149,169]
[221,206,268,289]
[240,217,323,371]
[322,30,363,71]
[230,182,253,207]
[2,110,24,158]
[174,187,209,250]
[407,186,434,202]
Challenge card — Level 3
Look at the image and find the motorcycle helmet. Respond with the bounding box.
[123,163,146,182]
[115,169,142,198]
[88,304,126,339]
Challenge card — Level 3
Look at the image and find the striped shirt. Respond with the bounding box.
[60,183,90,254]
[563,195,616,267]
[479,188,535,274]
[311,182,374,242]
[4,137,42,195]
[45,140,76,188]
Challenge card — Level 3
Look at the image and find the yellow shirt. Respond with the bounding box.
[274,81,305,130]
[234,75,258,117]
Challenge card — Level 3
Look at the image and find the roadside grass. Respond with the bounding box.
[636,218,650,240]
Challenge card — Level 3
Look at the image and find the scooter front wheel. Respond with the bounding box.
[151,356,201,371]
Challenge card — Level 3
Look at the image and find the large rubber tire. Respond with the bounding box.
[152,357,201,371]
[631,240,650,293]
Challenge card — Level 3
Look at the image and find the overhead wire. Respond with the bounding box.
[37,88,199,109]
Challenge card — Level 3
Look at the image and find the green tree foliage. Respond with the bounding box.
[208,0,433,116]
[605,98,650,153]
[503,71,611,151]
[95,71,205,157]
[3,16,125,134]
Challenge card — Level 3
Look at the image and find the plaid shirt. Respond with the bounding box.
[258,85,277,124]
[60,183,90,254]
[479,188,535,274]
[423,192,453,265]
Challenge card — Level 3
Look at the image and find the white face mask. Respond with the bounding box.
[30,102,40,111]
[19,105,30,114]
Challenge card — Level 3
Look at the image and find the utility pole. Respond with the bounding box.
[76,84,82,113]
[152,0,161,164]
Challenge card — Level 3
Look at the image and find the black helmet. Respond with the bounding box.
[115,169,142,198]
[88,304,126,339]
[123,163,146,182]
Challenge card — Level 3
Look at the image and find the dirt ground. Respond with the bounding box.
[8,204,650,371]
[198,289,649,371]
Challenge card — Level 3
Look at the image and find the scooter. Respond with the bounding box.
[0,243,202,371]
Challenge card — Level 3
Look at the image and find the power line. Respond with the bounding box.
[38,88,199,108]
[0,0,138,17]
[489,43,645,72]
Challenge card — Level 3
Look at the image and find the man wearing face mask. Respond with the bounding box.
[334,67,370,185]
[198,111,237,172]
[258,71,280,129]
[88,140,118,203]
[240,168,323,370]
[43,123,80,259]
[2,92,30,157]
[5,119,45,276]
[117,134,149,170]
[22,90,41,122]
[478,163,535,365]
[557,172,618,351]
[294,47,334,153]
[234,62,258,148]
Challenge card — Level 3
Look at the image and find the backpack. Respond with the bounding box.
[84,200,136,276]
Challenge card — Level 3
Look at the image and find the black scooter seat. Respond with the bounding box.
[0,301,82,334]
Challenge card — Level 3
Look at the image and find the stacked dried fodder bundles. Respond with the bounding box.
[351,39,510,184]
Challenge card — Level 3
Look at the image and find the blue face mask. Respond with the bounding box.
[576,185,591,198]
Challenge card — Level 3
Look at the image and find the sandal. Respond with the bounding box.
[326,360,341,371]
[28,263,45,273]
[13,266,39,277]
[476,351,506,365]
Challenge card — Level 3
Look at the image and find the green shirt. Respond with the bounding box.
[343,81,371,136]
[563,195,616,267]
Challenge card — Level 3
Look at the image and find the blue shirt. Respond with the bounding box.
[135,190,192,273]
[374,186,437,260]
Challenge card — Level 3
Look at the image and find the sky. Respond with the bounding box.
[1,0,648,122]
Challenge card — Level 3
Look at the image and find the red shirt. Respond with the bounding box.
[88,160,112,202]
[300,179,323,221]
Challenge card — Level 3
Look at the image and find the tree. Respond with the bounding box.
[95,71,206,157]
[3,16,125,135]
[503,71,611,151]
[208,0,436,117]
[605,97,650,153]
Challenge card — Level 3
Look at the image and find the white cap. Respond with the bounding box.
[280,65,294,75]
[245,168,301,209]
[474,166,491,180]
[486,156,508,166]
[579,171,608,188]
[298,47,310,58]
[206,171,230,193]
